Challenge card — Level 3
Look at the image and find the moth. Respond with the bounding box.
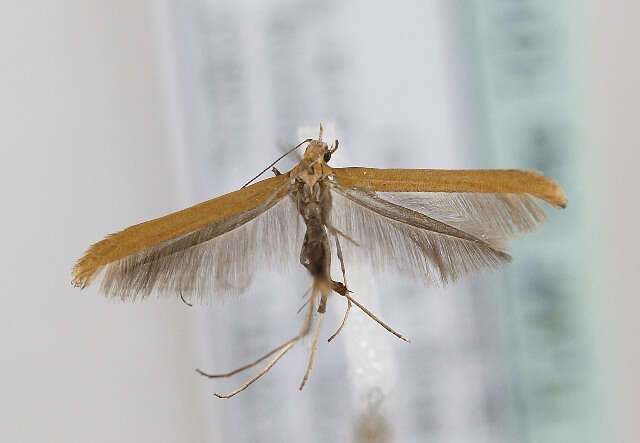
[72,124,567,398]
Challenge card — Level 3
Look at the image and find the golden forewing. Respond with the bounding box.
[332,168,567,208]
[71,173,291,290]
[100,195,301,301]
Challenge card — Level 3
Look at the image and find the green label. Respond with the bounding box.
[461,2,600,442]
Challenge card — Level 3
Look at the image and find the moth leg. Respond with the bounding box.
[328,297,351,343]
[179,291,193,307]
[296,286,313,314]
[201,287,317,399]
[195,342,289,379]
[326,223,359,247]
[323,234,410,343]
[333,235,348,292]
[271,167,282,176]
[328,235,352,343]
[296,298,310,314]
[211,342,296,399]
[343,291,411,343]
[299,308,324,390]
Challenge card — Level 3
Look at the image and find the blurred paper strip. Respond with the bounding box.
[164,1,572,442]
[461,2,601,442]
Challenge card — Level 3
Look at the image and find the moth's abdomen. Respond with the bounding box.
[300,223,330,278]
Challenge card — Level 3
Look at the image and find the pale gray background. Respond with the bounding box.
[170,1,506,442]
[0,1,638,442]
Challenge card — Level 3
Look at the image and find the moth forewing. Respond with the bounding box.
[332,167,567,208]
[72,172,293,300]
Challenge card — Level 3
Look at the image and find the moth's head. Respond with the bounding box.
[303,123,337,165]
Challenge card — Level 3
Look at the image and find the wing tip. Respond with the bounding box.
[71,258,102,290]
[527,170,567,209]
[70,269,89,289]
[549,187,568,209]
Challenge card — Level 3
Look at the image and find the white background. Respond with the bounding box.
[0,1,638,442]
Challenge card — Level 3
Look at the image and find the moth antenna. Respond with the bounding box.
[242,138,312,189]
[318,123,323,142]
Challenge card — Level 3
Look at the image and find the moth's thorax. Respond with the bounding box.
[292,140,328,187]
[296,178,332,222]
